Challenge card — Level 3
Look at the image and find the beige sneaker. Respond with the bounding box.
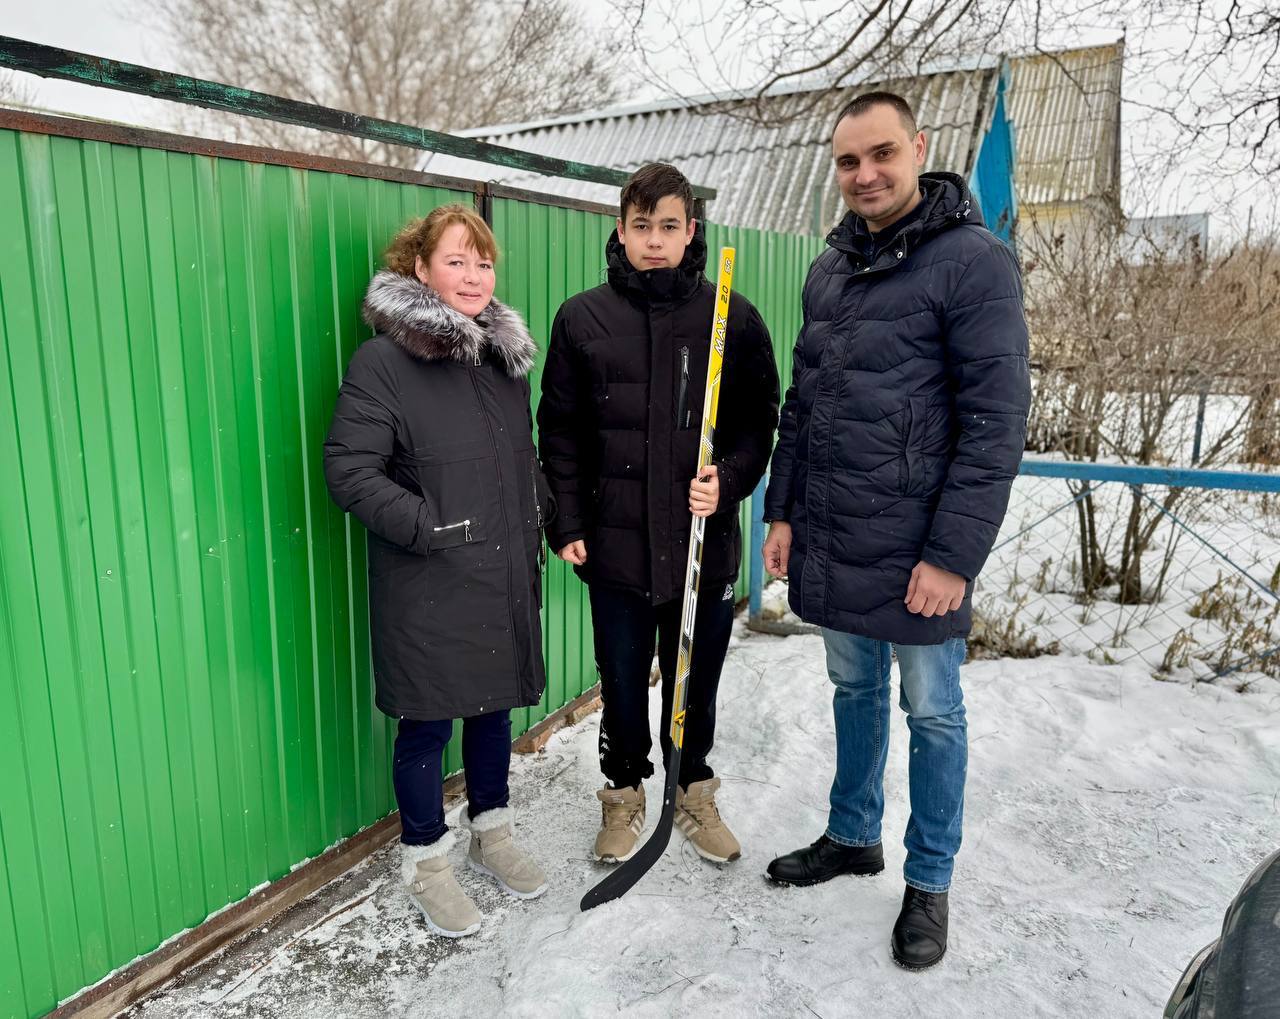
[594,784,646,862]
[676,777,741,863]
[465,808,547,899]
[401,835,482,938]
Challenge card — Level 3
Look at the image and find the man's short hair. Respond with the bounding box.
[620,162,695,222]
[832,91,919,137]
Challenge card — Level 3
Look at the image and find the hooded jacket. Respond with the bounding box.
[538,225,780,604]
[764,173,1031,644]
[324,270,551,719]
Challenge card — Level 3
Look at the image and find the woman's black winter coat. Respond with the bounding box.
[324,271,551,720]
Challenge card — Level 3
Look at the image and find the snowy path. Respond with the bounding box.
[130,626,1280,1018]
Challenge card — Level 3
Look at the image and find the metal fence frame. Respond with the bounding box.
[747,458,1280,675]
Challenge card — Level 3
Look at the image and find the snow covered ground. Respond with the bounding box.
[128,623,1280,1019]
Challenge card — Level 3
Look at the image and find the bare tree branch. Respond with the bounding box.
[132,0,629,165]
[1021,213,1280,600]
[0,69,38,108]
[606,0,1278,192]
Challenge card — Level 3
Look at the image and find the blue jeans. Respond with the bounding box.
[393,711,512,846]
[822,630,968,893]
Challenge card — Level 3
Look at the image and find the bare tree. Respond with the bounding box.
[605,0,1033,126]
[1244,381,1280,464]
[607,0,1278,190]
[138,0,628,164]
[0,69,38,108]
[1124,1,1280,180]
[1023,215,1280,603]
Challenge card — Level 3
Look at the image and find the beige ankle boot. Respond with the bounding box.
[401,834,482,937]
[675,777,741,863]
[465,807,548,899]
[594,784,646,862]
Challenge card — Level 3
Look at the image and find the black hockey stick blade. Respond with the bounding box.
[579,747,683,911]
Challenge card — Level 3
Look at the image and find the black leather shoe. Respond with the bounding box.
[766,834,885,886]
[891,886,949,970]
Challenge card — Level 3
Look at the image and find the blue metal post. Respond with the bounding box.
[749,476,767,622]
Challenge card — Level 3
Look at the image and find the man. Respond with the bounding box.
[538,162,780,866]
[762,93,1031,970]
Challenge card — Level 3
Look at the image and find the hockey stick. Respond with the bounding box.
[580,246,736,911]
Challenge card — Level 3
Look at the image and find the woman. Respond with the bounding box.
[324,204,552,938]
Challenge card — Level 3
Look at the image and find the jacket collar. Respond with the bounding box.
[361,270,537,378]
[605,221,708,308]
[827,172,983,275]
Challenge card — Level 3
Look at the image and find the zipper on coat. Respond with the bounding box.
[433,519,473,542]
[530,457,547,571]
[529,458,543,529]
[466,363,522,694]
[675,346,690,428]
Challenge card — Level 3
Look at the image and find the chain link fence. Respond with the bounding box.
[973,464,1280,683]
[749,462,1280,685]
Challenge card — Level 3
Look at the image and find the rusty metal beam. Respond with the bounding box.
[0,35,717,200]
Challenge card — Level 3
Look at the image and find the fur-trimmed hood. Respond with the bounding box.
[361,270,537,378]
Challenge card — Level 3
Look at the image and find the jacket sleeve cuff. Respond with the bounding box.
[409,501,434,555]
[762,476,792,522]
[920,546,980,584]
[547,526,585,552]
[712,461,741,514]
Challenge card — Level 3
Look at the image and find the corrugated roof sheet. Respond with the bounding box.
[1004,45,1123,208]
[421,43,1122,233]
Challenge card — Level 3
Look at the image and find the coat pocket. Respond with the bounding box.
[429,516,476,550]
[397,445,490,552]
[897,396,928,497]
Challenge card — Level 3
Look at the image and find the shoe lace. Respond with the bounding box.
[601,799,639,831]
[904,891,941,924]
[683,792,723,828]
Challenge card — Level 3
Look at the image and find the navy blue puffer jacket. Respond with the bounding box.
[764,173,1031,644]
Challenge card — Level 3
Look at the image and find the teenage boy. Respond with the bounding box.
[538,162,780,864]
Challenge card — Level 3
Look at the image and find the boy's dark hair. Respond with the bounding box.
[620,162,695,222]
[832,91,919,137]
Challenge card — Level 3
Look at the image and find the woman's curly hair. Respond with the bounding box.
[383,203,499,276]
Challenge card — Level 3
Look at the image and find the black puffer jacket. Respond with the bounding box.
[764,173,1031,644]
[324,271,551,720]
[538,226,780,604]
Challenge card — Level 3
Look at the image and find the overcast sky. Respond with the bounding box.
[1,2,173,125]
[2,1,1274,241]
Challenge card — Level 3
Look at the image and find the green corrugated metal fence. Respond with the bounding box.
[0,122,821,1019]
[491,196,613,738]
[0,127,474,1017]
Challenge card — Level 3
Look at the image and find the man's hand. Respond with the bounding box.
[905,561,966,616]
[689,465,720,517]
[763,521,792,579]
[558,540,587,565]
